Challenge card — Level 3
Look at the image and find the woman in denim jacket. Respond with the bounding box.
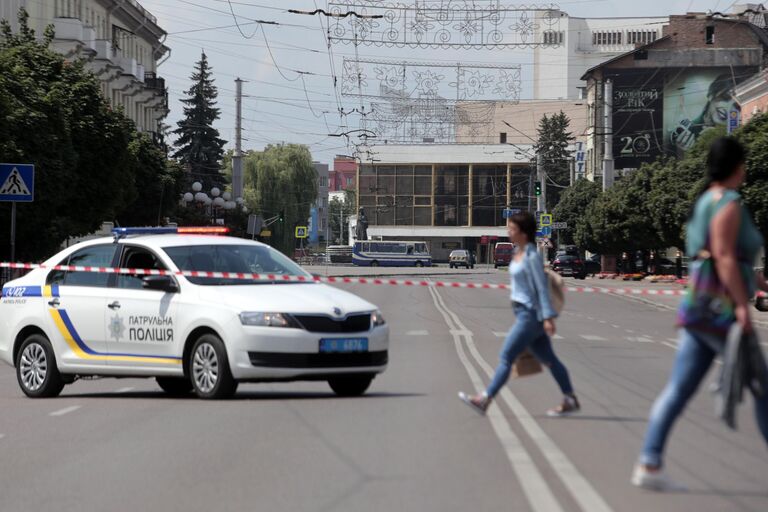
[459,211,579,416]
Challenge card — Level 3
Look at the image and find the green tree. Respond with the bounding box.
[242,144,318,255]
[117,134,185,227]
[0,9,140,260]
[534,111,575,211]
[580,167,664,254]
[173,51,227,190]
[328,189,356,245]
[552,178,600,246]
[738,113,768,259]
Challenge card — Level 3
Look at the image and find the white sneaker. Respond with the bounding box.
[631,464,687,492]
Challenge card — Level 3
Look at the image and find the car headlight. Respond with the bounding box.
[371,309,386,327]
[239,312,295,327]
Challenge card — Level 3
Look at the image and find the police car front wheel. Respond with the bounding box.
[16,334,65,398]
[189,334,238,399]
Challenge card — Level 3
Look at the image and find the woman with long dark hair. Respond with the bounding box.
[458,211,579,416]
[632,136,768,490]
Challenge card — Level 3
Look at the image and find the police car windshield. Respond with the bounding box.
[163,244,311,286]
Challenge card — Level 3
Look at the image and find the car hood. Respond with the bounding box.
[195,283,378,316]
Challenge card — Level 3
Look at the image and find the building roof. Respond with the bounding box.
[580,36,671,80]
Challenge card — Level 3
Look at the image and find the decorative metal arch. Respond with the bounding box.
[327,1,563,49]
[341,58,522,102]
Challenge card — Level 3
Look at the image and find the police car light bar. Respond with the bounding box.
[112,226,230,237]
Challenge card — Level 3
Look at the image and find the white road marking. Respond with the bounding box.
[611,324,620,329]
[493,331,507,338]
[599,320,607,324]
[579,335,607,341]
[628,337,654,343]
[115,387,135,393]
[429,286,613,512]
[49,405,81,417]
[625,329,635,334]
[553,334,564,340]
[661,341,678,350]
[427,287,564,512]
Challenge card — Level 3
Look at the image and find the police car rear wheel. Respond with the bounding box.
[190,335,237,399]
[16,335,65,398]
[156,377,193,396]
[328,374,373,397]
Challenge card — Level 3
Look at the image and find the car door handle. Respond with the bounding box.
[108,301,121,310]
[47,298,60,308]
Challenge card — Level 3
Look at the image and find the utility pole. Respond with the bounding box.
[233,78,244,200]
[536,152,547,259]
[602,79,614,191]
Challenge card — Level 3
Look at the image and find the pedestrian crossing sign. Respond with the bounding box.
[0,163,34,202]
[295,226,308,239]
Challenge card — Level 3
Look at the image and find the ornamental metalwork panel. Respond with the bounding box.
[327,1,563,48]
[341,58,521,102]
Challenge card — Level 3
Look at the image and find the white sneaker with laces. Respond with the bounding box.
[631,464,687,492]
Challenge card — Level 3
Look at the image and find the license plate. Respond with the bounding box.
[319,338,368,353]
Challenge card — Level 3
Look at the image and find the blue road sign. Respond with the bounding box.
[0,164,34,202]
[727,110,739,134]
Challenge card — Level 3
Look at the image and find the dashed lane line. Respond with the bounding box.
[579,335,608,341]
[405,330,429,336]
[49,405,81,417]
[429,286,614,512]
[115,387,135,393]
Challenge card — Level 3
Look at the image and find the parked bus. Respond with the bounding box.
[353,241,432,267]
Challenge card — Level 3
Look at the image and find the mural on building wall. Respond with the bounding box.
[663,70,741,156]
[610,67,753,167]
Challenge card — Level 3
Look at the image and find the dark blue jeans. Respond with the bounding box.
[486,303,574,398]
[640,328,768,467]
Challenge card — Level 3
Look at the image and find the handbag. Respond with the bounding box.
[546,269,565,314]
[511,349,543,378]
[676,250,736,337]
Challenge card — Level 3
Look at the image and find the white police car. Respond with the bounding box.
[0,227,389,399]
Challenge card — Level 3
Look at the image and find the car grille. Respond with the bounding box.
[248,351,388,368]
[293,314,371,333]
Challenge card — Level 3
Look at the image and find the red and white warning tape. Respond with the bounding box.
[0,261,688,295]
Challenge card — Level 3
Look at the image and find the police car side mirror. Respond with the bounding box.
[142,275,178,293]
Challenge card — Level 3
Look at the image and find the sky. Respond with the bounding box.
[138,0,744,167]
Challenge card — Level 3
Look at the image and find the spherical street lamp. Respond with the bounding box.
[192,181,203,192]
[222,191,232,201]
[195,192,208,202]
[211,187,221,198]
[213,197,225,208]
[183,192,194,202]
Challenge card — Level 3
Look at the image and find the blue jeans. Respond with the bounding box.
[486,303,574,398]
[640,328,768,467]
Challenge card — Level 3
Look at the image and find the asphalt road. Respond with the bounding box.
[1,270,767,512]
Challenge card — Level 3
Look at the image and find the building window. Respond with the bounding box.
[577,86,586,100]
[706,26,715,45]
[499,132,507,144]
[543,31,563,45]
[346,176,354,187]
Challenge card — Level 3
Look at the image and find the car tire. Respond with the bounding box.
[156,376,193,396]
[415,261,424,268]
[16,334,65,398]
[189,334,238,399]
[328,374,374,397]
[756,297,768,312]
[370,261,379,267]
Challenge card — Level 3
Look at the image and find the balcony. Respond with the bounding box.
[144,72,166,92]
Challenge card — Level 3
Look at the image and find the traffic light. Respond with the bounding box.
[534,181,542,196]
[279,210,284,223]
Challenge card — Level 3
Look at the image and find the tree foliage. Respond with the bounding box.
[534,111,575,211]
[552,178,600,246]
[328,189,356,245]
[172,52,227,190]
[242,144,318,255]
[0,11,128,259]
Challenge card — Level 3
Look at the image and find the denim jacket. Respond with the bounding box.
[513,243,558,322]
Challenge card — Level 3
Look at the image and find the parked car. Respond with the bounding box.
[494,242,514,268]
[449,249,474,269]
[552,254,586,279]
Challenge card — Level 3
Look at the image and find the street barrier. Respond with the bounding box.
[0,261,689,296]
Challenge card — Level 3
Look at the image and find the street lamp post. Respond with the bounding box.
[181,182,245,225]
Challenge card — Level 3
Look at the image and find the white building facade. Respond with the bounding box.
[534,12,668,100]
[1,0,169,136]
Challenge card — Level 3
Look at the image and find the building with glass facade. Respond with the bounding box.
[356,144,535,262]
